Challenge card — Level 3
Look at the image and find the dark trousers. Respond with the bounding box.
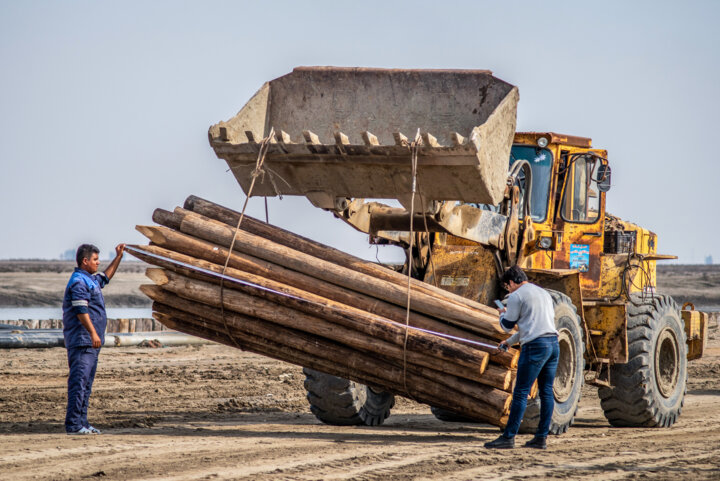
[503,335,560,438]
[65,346,100,432]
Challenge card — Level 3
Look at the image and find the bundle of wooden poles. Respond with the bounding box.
[129,195,524,427]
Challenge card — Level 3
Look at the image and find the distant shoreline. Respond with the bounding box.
[0,261,150,308]
[0,260,147,274]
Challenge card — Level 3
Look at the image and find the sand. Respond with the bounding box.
[0,332,718,480]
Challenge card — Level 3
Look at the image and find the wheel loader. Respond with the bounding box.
[207,67,709,433]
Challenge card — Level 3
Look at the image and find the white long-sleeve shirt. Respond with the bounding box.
[499,283,557,346]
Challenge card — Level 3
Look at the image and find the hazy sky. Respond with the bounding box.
[1,1,719,264]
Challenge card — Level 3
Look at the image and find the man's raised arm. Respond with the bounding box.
[103,244,126,280]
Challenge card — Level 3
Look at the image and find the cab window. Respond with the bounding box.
[562,155,602,223]
[510,146,553,222]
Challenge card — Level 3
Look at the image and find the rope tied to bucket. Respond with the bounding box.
[218,127,275,348]
[401,130,423,400]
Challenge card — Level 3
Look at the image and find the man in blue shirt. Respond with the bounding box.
[63,243,125,435]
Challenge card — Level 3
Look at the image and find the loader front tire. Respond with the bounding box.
[519,290,585,435]
[303,368,395,426]
[598,294,686,427]
[429,290,585,433]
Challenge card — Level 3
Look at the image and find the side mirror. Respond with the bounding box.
[597,164,612,192]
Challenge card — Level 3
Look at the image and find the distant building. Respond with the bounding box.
[60,248,75,261]
[705,255,714,265]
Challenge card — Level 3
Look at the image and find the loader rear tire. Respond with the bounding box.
[519,290,584,435]
[303,368,395,426]
[598,294,686,427]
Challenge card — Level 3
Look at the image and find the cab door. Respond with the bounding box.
[552,151,609,297]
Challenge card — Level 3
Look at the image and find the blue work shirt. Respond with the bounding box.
[62,268,110,349]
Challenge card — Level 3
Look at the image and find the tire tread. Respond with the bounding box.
[598,294,687,428]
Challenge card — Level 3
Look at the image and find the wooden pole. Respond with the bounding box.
[134,225,516,367]
[130,243,500,371]
[156,207,508,341]
[145,289,511,420]
[157,311,507,427]
[184,195,502,316]
[151,301,510,417]
[139,263,504,380]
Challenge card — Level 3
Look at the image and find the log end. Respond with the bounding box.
[184,195,202,211]
[502,370,512,391]
[139,283,162,300]
[478,350,490,374]
[152,311,180,331]
[152,208,182,230]
[136,225,167,244]
[509,350,520,369]
[146,267,170,286]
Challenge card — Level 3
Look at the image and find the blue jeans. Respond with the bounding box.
[65,346,100,432]
[503,335,559,438]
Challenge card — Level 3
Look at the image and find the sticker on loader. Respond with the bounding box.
[570,244,590,272]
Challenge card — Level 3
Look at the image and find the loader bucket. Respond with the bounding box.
[209,67,518,207]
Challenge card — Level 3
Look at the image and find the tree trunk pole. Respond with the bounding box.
[133,227,517,367]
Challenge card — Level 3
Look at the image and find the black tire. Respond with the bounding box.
[598,294,687,427]
[303,368,395,426]
[519,290,585,435]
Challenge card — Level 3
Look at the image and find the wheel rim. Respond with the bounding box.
[554,327,576,403]
[655,327,680,398]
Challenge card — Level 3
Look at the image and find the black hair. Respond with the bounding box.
[500,265,527,286]
[76,244,100,267]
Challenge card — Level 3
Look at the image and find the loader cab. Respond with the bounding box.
[514,133,610,296]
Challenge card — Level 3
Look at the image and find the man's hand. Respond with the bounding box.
[104,243,126,280]
[496,306,507,315]
[496,340,509,353]
[78,313,102,348]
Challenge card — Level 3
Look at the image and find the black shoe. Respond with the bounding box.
[484,435,515,449]
[524,436,547,449]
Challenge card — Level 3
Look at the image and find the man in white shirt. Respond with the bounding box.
[484,265,559,450]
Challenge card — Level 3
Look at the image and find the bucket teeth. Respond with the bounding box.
[219,127,230,141]
[451,132,465,146]
[421,132,440,148]
[334,131,350,145]
[275,130,292,144]
[211,128,485,155]
[213,129,480,152]
[393,132,409,146]
[302,130,321,145]
[361,131,379,146]
[303,130,329,154]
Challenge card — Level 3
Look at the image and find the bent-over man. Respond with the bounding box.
[484,265,559,450]
[63,243,125,435]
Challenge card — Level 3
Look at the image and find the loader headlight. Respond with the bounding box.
[538,236,553,250]
[537,137,549,148]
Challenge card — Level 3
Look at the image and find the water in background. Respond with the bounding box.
[0,307,152,320]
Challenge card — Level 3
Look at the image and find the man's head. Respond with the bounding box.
[500,265,528,293]
[76,244,100,274]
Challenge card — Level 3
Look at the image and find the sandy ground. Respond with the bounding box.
[1,261,719,479]
[1,334,718,481]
